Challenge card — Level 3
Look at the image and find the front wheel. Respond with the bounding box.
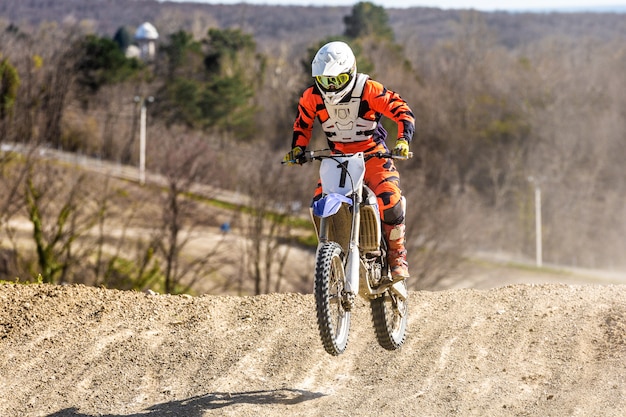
[371,280,408,350]
[314,241,350,355]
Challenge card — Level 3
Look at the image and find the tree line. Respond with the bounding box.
[1,1,626,294]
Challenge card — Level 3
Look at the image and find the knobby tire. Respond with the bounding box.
[314,241,350,355]
[371,280,408,350]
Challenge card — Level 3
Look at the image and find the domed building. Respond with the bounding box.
[134,22,159,61]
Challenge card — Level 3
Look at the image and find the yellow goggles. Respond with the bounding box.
[315,73,351,90]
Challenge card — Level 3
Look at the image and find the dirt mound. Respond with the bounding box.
[1,283,626,417]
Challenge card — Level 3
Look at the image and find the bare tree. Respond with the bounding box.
[237,147,311,295]
[151,129,231,294]
[23,161,101,283]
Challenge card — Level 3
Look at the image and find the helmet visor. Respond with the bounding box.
[315,73,351,91]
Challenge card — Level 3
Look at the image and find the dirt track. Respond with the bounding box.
[1,282,625,417]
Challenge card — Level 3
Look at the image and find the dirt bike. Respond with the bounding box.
[287,149,410,355]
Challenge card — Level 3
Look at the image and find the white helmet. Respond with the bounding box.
[312,41,357,105]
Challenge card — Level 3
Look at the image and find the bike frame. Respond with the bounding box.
[310,151,408,307]
[314,152,367,298]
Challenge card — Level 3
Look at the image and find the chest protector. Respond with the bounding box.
[321,74,377,143]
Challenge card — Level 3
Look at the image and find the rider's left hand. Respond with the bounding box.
[392,139,410,158]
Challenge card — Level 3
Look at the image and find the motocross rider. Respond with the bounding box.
[283,40,415,280]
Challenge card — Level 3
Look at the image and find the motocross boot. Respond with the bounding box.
[382,222,409,280]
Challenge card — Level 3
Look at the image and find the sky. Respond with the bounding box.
[172,0,626,12]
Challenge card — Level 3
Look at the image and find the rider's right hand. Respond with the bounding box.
[283,146,304,165]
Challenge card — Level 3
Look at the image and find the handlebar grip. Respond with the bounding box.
[392,151,413,160]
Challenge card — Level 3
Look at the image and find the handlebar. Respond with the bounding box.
[282,149,413,165]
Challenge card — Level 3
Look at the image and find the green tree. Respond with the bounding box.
[160,30,203,80]
[202,28,260,137]
[162,78,203,127]
[203,28,256,74]
[199,74,254,132]
[0,57,20,121]
[155,30,204,127]
[156,28,261,137]
[112,26,132,51]
[343,2,394,41]
[74,34,142,95]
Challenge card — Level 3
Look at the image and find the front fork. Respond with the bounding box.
[317,194,361,311]
[344,193,361,310]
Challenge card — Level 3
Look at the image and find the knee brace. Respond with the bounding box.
[382,197,406,225]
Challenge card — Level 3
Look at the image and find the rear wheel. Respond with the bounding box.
[371,280,408,350]
[314,241,350,355]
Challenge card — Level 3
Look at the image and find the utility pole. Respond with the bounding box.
[135,96,154,185]
[528,176,543,267]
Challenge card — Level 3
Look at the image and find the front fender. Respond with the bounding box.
[312,193,353,218]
